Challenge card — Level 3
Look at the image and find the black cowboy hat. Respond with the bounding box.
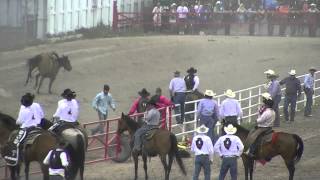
[148,95,159,106]
[21,93,34,107]
[138,88,150,97]
[187,67,197,74]
[61,88,76,99]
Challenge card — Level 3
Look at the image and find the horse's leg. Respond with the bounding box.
[9,166,17,180]
[37,76,45,94]
[160,155,168,180]
[285,160,295,180]
[242,156,249,180]
[142,154,148,180]
[34,73,40,89]
[24,161,30,180]
[249,158,254,180]
[48,77,56,94]
[133,154,139,180]
[40,164,49,180]
[80,158,85,180]
[167,153,174,180]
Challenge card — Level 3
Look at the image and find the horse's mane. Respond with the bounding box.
[0,112,18,130]
[123,115,140,131]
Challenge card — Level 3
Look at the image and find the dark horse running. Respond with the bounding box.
[0,112,57,180]
[222,120,304,180]
[117,113,187,180]
[25,52,72,94]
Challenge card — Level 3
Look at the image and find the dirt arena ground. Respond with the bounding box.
[0,35,319,179]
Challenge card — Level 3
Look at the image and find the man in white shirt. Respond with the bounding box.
[191,125,214,180]
[184,67,200,92]
[176,2,189,34]
[214,124,244,180]
[43,141,69,180]
[219,89,243,125]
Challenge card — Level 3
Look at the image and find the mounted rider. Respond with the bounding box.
[4,93,44,165]
[49,89,80,134]
[132,96,160,153]
[244,92,275,157]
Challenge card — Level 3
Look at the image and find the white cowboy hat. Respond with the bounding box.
[204,90,216,97]
[224,124,237,135]
[225,89,236,98]
[264,69,275,75]
[216,1,222,4]
[261,92,272,100]
[171,3,177,7]
[310,3,316,6]
[289,69,296,75]
[196,124,209,134]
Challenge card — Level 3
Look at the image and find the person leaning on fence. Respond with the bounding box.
[304,67,317,117]
[219,89,243,125]
[169,3,178,33]
[280,69,302,123]
[132,97,161,153]
[152,2,163,32]
[244,92,275,158]
[264,69,281,127]
[169,70,187,124]
[213,124,244,180]
[197,90,219,144]
[191,124,214,180]
[177,2,189,35]
[91,84,116,135]
[43,140,69,180]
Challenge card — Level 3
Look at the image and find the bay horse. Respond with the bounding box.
[0,112,57,180]
[221,120,304,180]
[25,52,72,94]
[117,113,187,180]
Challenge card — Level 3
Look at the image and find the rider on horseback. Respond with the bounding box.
[244,92,275,157]
[49,89,79,134]
[132,96,160,153]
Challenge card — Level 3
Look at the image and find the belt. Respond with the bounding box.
[197,154,209,156]
[222,155,238,158]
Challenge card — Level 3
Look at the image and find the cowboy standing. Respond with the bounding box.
[49,89,79,133]
[244,93,275,157]
[128,88,150,125]
[184,67,200,92]
[169,71,187,124]
[132,97,160,153]
[219,89,243,125]
[280,69,302,122]
[214,124,244,180]
[191,125,214,180]
[43,141,69,180]
[264,69,281,127]
[197,90,219,143]
[91,84,116,135]
[304,67,317,117]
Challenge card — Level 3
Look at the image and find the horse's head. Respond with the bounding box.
[60,55,72,71]
[118,113,139,135]
[0,113,18,145]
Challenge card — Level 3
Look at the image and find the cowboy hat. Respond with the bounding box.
[225,89,236,98]
[261,92,272,100]
[138,88,150,97]
[204,90,216,97]
[264,69,275,75]
[61,88,76,98]
[288,69,296,75]
[21,93,35,107]
[309,67,317,72]
[196,124,209,134]
[171,3,177,7]
[174,70,180,75]
[224,124,237,135]
[310,3,316,6]
[148,95,159,106]
[187,67,197,74]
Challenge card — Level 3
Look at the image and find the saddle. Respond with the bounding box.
[143,128,159,141]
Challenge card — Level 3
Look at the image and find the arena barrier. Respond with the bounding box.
[0,71,319,179]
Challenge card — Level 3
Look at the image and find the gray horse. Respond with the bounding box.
[25,52,72,94]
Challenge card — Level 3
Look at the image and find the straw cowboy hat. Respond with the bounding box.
[138,88,150,97]
[187,67,197,74]
[196,124,209,134]
[225,89,236,98]
[224,124,237,135]
[289,69,296,75]
[261,92,272,100]
[309,67,317,72]
[264,69,275,75]
[204,90,216,97]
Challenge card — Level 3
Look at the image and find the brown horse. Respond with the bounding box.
[25,52,72,94]
[221,120,304,180]
[117,113,186,180]
[0,112,57,180]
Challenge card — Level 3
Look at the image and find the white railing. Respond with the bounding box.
[171,71,320,137]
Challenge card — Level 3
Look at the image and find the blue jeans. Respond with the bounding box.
[304,88,313,116]
[173,92,186,124]
[283,95,297,122]
[91,111,108,134]
[273,95,281,126]
[193,155,211,180]
[199,115,218,144]
[219,157,238,180]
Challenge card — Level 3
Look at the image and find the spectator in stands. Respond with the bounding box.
[219,89,243,125]
[308,3,320,12]
[91,84,116,135]
[153,88,173,128]
[237,3,247,24]
[264,69,281,127]
[280,69,302,123]
[169,71,187,124]
[247,4,257,36]
[177,2,189,34]
[307,3,319,37]
[152,2,163,32]
[304,67,317,117]
[169,3,178,34]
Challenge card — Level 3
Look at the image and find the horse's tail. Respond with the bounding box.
[170,133,187,176]
[293,134,304,164]
[25,55,41,85]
